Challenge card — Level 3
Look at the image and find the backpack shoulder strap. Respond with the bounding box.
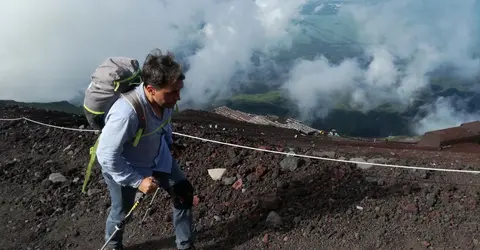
[82,88,146,194]
[121,90,147,146]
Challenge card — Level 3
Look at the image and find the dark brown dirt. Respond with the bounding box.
[1,104,480,250]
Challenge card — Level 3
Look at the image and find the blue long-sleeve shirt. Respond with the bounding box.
[96,83,174,188]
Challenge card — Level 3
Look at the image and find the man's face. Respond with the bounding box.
[146,79,183,108]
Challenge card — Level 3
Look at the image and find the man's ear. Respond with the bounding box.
[145,85,155,95]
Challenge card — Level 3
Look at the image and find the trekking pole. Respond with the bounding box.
[99,192,146,250]
[140,187,160,224]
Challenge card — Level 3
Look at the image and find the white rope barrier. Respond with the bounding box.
[1,116,479,174]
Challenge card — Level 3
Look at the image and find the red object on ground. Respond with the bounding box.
[193,195,200,206]
[232,179,243,190]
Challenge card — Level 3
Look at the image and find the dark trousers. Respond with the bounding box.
[103,161,195,249]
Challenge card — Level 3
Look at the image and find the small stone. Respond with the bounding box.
[280,157,300,171]
[48,173,66,183]
[265,211,282,228]
[232,179,243,190]
[87,188,101,196]
[404,203,418,214]
[418,170,430,179]
[6,158,18,166]
[222,177,236,186]
[193,196,200,206]
[227,149,237,159]
[365,177,377,183]
[214,216,221,222]
[443,214,451,223]
[195,224,204,232]
[262,234,269,243]
[255,165,267,178]
[293,216,301,224]
[473,239,479,246]
[426,193,437,207]
[276,181,288,189]
[350,157,373,169]
[208,168,226,180]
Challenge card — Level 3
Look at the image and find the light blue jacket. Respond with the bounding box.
[96,83,174,188]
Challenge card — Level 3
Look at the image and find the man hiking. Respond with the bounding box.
[95,50,196,250]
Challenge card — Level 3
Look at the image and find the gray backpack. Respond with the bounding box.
[83,57,146,133]
[82,57,147,193]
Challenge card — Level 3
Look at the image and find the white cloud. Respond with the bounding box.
[0,0,478,134]
[412,96,480,135]
[0,0,306,104]
[182,0,307,106]
[282,56,363,119]
[282,0,480,122]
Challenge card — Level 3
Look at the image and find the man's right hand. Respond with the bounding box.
[138,176,158,194]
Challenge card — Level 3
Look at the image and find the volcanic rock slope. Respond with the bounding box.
[1,104,480,250]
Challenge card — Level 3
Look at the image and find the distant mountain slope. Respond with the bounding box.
[0,100,82,115]
[3,80,479,138]
[222,83,480,138]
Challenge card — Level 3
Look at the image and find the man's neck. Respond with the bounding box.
[143,87,164,117]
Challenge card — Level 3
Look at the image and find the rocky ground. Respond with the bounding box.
[1,104,480,250]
